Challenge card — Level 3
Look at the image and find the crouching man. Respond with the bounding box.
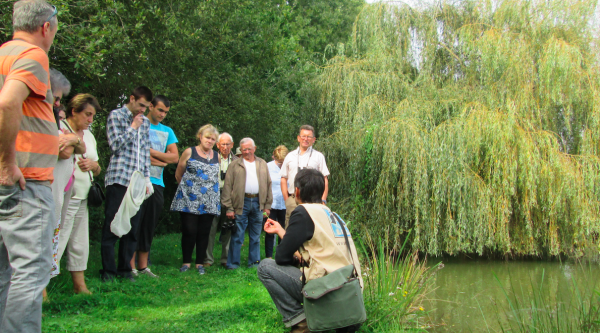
[258,169,363,333]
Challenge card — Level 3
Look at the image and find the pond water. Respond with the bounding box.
[424,258,600,332]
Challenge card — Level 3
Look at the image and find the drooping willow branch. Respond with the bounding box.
[309,0,600,256]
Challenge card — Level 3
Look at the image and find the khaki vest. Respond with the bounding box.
[299,204,363,288]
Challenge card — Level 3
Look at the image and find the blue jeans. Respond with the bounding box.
[227,197,262,268]
[0,182,54,333]
[257,259,305,327]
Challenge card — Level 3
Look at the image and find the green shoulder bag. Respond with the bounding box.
[301,213,366,332]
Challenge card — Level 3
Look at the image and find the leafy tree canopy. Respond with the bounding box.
[0,0,363,234]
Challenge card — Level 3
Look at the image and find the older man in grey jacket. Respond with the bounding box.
[221,138,272,269]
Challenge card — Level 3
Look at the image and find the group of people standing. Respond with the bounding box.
[0,1,364,333]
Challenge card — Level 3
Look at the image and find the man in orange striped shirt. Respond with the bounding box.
[0,1,59,332]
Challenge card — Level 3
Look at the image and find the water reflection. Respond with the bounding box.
[424,258,599,332]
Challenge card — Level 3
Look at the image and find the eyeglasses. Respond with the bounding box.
[220,143,233,146]
[299,135,314,140]
[41,5,58,27]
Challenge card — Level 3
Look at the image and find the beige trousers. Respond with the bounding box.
[57,198,89,271]
[284,196,298,228]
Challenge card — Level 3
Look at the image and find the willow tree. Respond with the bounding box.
[308,0,600,256]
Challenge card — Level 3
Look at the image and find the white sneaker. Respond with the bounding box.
[131,269,139,277]
[138,267,159,278]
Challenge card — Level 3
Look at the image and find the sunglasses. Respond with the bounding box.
[41,5,57,27]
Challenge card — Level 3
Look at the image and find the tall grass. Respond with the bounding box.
[492,268,600,332]
[359,230,441,332]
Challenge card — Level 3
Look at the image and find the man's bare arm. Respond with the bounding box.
[58,133,86,159]
[281,177,289,201]
[150,156,167,167]
[322,176,328,201]
[0,80,29,189]
[150,143,179,164]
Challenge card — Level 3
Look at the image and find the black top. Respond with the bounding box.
[275,205,315,266]
[191,147,219,164]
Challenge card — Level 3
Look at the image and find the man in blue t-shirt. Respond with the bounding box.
[130,95,179,278]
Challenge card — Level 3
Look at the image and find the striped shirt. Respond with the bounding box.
[104,105,151,187]
[0,39,58,182]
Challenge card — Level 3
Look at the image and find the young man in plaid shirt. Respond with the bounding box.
[100,86,153,282]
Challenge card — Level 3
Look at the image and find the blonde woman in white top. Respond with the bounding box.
[56,94,102,294]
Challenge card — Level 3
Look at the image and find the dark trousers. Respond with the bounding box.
[100,184,144,278]
[136,184,164,252]
[265,208,285,258]
[180,212,214,265]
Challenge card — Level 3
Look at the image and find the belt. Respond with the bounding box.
[245,193,259,198]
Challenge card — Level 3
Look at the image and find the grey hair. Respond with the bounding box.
[218,132,233,143]
[13,0,57,33]
[49,68,71,95]
[240,137,255,147]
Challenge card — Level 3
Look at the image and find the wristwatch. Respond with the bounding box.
[322,199,327,204]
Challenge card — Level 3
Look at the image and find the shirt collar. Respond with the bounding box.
[297,146,313,155]
[120,105,133,119]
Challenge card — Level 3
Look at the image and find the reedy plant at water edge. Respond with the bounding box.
[492,269,600,332]
[359,230,440,332]
[309,0,600,257]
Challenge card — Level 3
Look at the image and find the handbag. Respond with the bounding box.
[87,171,105,207]
[301,213,367,332]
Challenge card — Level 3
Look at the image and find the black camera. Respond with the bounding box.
[220,170,226,181]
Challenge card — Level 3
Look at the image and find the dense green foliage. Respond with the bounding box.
[310,0,600,256]
[0,0,363,235]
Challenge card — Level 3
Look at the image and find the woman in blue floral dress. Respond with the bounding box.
[171,124,220,275]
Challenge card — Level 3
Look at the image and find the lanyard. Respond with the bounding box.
[297,146,313,170]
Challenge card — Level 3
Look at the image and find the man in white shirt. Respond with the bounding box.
[280,125,330,227]
[221,138,273,269]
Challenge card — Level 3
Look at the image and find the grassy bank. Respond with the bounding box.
[43,233,287,332]
[43,231,434,332]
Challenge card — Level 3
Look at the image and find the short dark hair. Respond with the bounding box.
[66,93,102,118]
[152,95,170,108]
[131,86,153,102]
[299,124,315,136]
[294,169,325,204]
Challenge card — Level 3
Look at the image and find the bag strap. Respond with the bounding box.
[302,211,358,286]
[62,120,100,183]
[332,213,359,278]
[61,119,83,176]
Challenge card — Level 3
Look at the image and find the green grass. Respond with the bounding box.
[43,231,434,332]
[43,232,288,332]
